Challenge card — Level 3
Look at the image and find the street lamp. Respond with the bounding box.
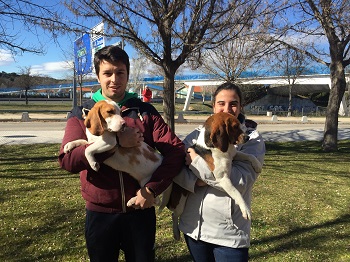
[121,18,125,50]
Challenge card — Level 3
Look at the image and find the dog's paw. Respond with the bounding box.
[91,162,100,172]
[127,197,137,207]
[241,207,252,220]
[251,158,263,173]
[63,142,74,153]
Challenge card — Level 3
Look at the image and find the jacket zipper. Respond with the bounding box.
[119,171,126,212]
[121,107,144,122]
[118,106,143,213]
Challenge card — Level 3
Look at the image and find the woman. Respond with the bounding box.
[179,82,265,261]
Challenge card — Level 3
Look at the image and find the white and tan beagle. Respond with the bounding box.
[194,112,262,220]
[165,112,263,240]
[63,100,163,207]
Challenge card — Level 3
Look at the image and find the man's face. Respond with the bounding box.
[97,59,128,102]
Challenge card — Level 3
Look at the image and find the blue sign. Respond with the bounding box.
[92,37,104,48]
[74,33,92,75]
[92,36,105,55]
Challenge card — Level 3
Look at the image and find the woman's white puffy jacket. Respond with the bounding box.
[176,120,265,248]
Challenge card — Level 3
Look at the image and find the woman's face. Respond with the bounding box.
[213,89,241,117]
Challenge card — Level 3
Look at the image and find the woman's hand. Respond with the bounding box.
[185,147,198,165]
[186,148,207,187]
[195,179,207,187]
[117,127,144,147]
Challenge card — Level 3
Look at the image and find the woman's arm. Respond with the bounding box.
[172,129,207,191]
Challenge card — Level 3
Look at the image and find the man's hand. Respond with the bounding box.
[117,127,144,147]
[132,187,155,209]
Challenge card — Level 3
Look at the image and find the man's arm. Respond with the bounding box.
[58,116,91,173]
[142,114,186,198]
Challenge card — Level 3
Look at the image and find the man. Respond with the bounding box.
[59,45,185,261]
[142,86,152,102]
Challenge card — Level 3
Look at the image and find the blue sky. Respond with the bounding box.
[0,25,135,79]
[0,0,135,79]
[0,1,333,80]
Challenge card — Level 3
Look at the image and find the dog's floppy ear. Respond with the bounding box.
[208,112,244,152]
[84,102,105,136]
[204,115,215,148]
[211,123,230,152]
[204,113,229,152]
[226,116,244,145]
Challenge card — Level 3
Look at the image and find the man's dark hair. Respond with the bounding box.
[94,45,130,77]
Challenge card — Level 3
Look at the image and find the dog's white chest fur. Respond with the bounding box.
[196,126,236,179]
[193,120,252,220]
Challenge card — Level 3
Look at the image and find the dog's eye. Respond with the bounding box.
[107,110,115,114]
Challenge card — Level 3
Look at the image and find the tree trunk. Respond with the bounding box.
[322,61,346,152]
[25,88,29,105]
[288,85,292,117]
[163,73,176,132]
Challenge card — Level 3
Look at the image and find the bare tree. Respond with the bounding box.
[129,55,150,94]
[74,60,92,106]
[14,66,40,105]
[200,86,208,104]
[271,47,313,116]
[64,0,262,131]
[194,13,276,110]
[271,0,350,151]
[0,0,70,55]
[198,20,275,82]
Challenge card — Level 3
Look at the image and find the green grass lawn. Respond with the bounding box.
[0,141,349,261]
[0,100,213,115]
[0,101,73,112]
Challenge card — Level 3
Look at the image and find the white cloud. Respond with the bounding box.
[31,60,73,77]
[0,49,15,66]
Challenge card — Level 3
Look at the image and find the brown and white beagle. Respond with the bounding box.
[165,112,263,240]
[63,100,164,207]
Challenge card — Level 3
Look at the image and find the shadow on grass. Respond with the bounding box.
[0,157,74,181]
[265,140,350,154]
[0,155,58,165]
[1,207,86,262]
[264,140,350,181]
[156,239,193,262]
[250,214,350,260]
[1,142,349,261]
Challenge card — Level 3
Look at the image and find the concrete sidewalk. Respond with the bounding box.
[0,112,69,122]
[2,111,350,124]
[1,112,350,145]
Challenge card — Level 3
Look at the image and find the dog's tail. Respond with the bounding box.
[157,184,172,213]
[172,213,181,241]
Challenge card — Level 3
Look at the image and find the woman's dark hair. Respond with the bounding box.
[213,82,243,105]
[94,45,130,77]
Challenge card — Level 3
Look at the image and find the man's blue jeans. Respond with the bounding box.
[85,208,156,262]
[184,234,249,262]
